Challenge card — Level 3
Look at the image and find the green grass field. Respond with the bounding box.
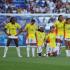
[0,47,70,70]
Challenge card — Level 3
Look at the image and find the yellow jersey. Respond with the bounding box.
[46,32,56,48]
[54,20,65,36]
[5,22,21,35]
[64,24,70,38]
[25,23,38,39]
[36,31,46,46]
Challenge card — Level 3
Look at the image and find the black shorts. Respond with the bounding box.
[7,38,18,47]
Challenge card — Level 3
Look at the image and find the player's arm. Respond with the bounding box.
[45,33,50,43]
[43,33,47,47]
[53,21,57,29]
[16,23,23,35]
[53,21,57,35]
[16,28,23,35]
[44,33,48,45]
[4,24,11,36]
[17,24,27,35]
[4,28,7,35]
[43,33,46,42]
[64,21,66,38]
[4,28,11,36]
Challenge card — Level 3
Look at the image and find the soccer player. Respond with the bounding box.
[54,15,65,55]
[64,18,70,57]
[46,26,57,56]
[36,26,46,57]
[22,19,38,57]
[3,17,22,58]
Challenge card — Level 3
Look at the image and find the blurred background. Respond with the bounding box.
[0,0,70,13]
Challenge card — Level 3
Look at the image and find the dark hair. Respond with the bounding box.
[38,26,44,32]
[58,15,63,21]
[66,18,70,21]
[50,26,55,30]
[31,19,35,22]
[65,18,70,24]
[10,17,16,22]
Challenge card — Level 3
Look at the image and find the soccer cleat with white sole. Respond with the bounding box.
[18,55,22,58]
[3,55,6,58]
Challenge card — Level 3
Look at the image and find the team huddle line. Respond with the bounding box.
[2,15,70,58]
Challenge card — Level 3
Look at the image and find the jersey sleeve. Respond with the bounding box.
[25,24,29,30]
[5,23,9,29]
[16,23,21,29]
[45,34,49,40]
[36,24,38,30]
[54,21,57,27]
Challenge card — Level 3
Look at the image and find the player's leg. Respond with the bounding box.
[68,41,70,56]
[14,39,22,57]
[56,42,60,56]
[45,40,50,57]
[67,41,70,56]
[56,36,64,55]
[50,47,54,56]
[46,43,50,56]
[66,40,70,57]
[26,38,31,57]
[37,46,42,57]
[31,39,36,57]
[56,37,62,56]
[55,46,60,56]
[46,44,52,57]
[26,45,30,57]
[3,38,12,57]
[65,39,70,57]
[32,46,35,57]
[52,48,57,56]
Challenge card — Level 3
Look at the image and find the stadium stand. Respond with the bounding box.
[0,0,70,13]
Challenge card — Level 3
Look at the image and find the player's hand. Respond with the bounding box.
[15,34,18,36]
[7,33,11,36]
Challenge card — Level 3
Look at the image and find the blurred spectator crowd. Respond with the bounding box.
[0,0,70,13]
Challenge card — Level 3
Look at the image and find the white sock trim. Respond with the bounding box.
[32,47,35,57]
[3,47,8,57]
[66,50,70,57]
[16,47,22,57]
[27,45,30,57]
